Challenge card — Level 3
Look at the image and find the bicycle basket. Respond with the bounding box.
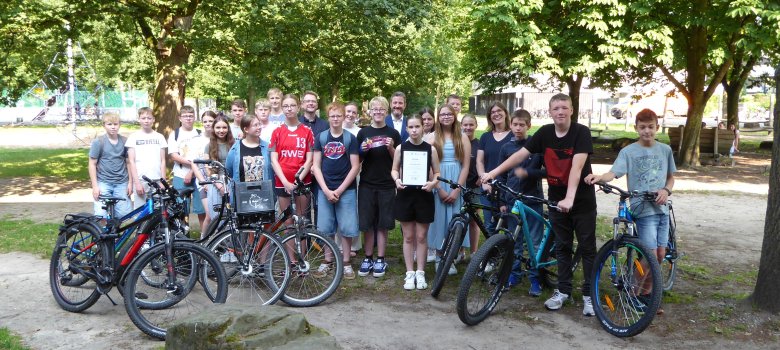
[235,180,276,226]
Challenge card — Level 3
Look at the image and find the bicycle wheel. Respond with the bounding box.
[431,218,466,298]
[280,228,343,307]
[661,215,677,291]
[49,222,104,312]
[208,228,290,306]
[456,234,513,326]
[538,232,559,289]
[123,241,227,340]
[591,237,662,337]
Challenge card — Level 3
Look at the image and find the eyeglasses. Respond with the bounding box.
[180,114,195,119]
[371,108,387,113]
[439,113,454,117]
[282,104,298,109]
[303,100,317,104]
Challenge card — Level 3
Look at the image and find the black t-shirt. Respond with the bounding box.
[356,125,402,189]
[239,141,265,182]
[399,140,433,190]
[524,123,596,212]
[313,131,359,190]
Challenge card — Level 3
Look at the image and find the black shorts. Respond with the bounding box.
[358,186,396,231]
[393,188,435,224]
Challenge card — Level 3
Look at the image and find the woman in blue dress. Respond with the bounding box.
[424,103,471,275]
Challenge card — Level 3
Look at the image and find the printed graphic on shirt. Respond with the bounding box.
[135,139,162,145]
[544,147,574,187]
[634,154,664,189]
[242,155,265,182]
[367,136,387,149]
[323,141,346,160]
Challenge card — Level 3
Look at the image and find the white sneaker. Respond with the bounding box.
[427,249,436,263]
[582,296,595,316]
[415,270,427,290]
[404,271,416,290]
[448,264,457,276]
[312,263,331,278]
[484,260,496,273]
[220,251,237,263]
[544,289,569,310]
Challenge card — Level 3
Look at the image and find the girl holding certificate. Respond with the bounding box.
[391,115,440,290]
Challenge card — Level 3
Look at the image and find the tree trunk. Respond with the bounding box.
[678,94,706,167]
[152,47,189,138]
[565,75,583,124]
[724,83,740,128]
[752,65,780,312]
[247,84,256,115]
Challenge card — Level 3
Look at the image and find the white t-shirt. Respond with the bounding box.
[344,125,361,136]
[260,123,278,143]
[126,130,167,180]
[167,128,202,178]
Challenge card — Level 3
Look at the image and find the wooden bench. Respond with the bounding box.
[669,126,735,162]
[590,129,604,139]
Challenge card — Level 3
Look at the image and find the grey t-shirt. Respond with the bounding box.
[89,135,129,184]
[610,141,676,217]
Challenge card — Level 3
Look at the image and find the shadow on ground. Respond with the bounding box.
[1,177,89,196]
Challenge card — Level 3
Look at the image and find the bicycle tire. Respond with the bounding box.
[279,229,343,307]
[431,219,466,298]
[49,222,103,312]
[208,228,291,306]
[661,215,677,291]
[591,237,662,337]
[123,241,228,340]
[538,232,559,289]
[456,234,513,325]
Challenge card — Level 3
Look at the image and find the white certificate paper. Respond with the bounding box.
[402,150,428,186]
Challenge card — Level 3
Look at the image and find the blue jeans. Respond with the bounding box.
[173,176,205,215]
[94,181,132,219]
[635,213,670,250]
[317,188,359,238]
[509,202,544,280]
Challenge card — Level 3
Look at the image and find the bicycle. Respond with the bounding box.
[455,179,561,326]
[272,167,343,307]
[591,182,663,337]
[49,176,228,340]
[194,159,292,306]
[430,176,504,298]
[661,200,679,291]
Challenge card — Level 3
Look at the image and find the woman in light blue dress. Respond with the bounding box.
[424,103,471,274]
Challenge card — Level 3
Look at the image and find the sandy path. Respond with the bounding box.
[0,169,771,349]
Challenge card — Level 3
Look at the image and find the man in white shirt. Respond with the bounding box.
[168,105,206,228]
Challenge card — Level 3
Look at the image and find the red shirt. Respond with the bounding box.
[269,124,314,187]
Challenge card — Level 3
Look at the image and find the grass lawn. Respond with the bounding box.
[0,327,29,350]
[0,148,89,180]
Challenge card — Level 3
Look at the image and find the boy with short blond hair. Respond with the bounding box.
[88,112,131,218]
[255,98,276,142]
[267,88,285,127]
[127,107,167,209]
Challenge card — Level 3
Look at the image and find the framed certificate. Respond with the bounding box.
[402,150,428,186]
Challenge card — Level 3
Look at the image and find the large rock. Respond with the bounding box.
[166,305,341,350]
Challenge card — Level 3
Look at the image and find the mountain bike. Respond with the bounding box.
[273,167,342,307]
[50,176,228,340]
[661,200,678,291]
[591,182,662,337]
[455,179,560,325]
[430,176,504,298]
[194,159,292,306]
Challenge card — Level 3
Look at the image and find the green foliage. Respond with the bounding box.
[0,218,58,258]
[0,148,88,180]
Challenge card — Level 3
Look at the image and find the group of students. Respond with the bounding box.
[88,90,675,316]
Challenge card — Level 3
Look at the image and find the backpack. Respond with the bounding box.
[95,134,127,160]
[318,129,353,152]
[174,127,202,141]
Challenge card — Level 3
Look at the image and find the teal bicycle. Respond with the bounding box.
[455,179,564,325]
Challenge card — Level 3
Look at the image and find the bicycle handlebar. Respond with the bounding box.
[490,179,559,209]
[595,182,657,201]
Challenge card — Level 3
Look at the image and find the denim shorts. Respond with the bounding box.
[634,213,670,250]
[94,181,132,219]
[317,188,359,238]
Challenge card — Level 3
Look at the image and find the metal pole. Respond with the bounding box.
[66,37,76,121]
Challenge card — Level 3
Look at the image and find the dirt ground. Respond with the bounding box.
[0,128,778,349]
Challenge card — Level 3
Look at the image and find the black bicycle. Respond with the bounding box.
[50,176,228,340]
[661,200,679,291]
[430,176,504,298]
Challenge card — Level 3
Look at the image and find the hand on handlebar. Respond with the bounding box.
[557,197,574,213]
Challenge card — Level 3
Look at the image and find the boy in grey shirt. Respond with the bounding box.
[88,112,132,218]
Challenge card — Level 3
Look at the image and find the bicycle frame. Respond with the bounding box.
[505,199,555,271]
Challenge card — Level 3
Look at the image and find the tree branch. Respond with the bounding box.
[656,63,689,100]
